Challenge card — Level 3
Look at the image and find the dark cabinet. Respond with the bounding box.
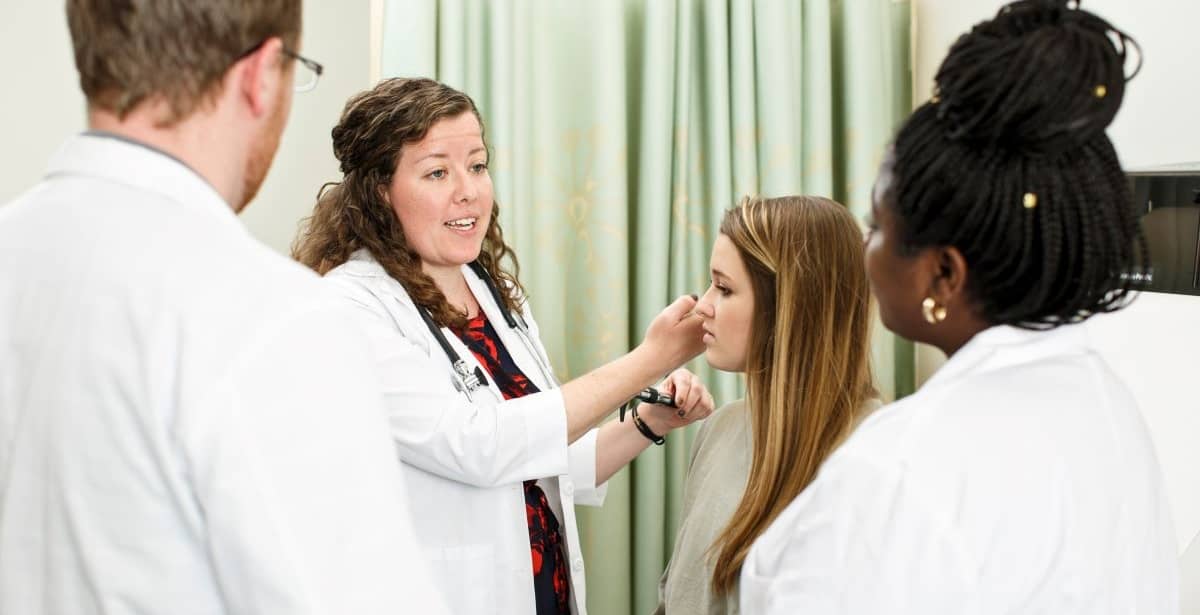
[1129,167,1200,296]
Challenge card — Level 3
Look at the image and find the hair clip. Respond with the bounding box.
[1094,84,1108,98]
[1023,192,1038,209]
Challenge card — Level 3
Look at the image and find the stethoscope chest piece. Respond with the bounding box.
[451,358,489,401]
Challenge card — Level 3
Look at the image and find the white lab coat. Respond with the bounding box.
[741,324,1179,614]
[0,134,447,614]
[324,250,607,615]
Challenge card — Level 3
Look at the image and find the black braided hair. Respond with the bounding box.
[888,0,1148,329]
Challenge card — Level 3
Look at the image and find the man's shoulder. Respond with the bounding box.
[216,245,358,344]
[200,250,373,399]
[236,242,326,298]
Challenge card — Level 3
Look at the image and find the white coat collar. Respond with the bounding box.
[922,323,1091,391]
[339,249,549,390]
[343,248,508,313]
[45,132,241,232]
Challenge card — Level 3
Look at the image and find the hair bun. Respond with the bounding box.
[331,118,364,174]
[329,87,386,175]
[930,0,1139,157]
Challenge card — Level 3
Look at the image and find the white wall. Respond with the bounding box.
[0,0,373,255]
[0,1,82,202]
[915,0,1200,606]
[914,0,1200,169]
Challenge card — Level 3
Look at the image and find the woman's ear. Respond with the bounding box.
[929,245,969,301]
[923,244,991,354]
[936,246,971,307]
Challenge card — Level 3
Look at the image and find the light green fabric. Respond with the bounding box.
[381,1,912,613]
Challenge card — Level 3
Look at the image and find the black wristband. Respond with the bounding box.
[631,405,666,446]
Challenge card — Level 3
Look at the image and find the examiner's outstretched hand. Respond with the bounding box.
[638,294,706,374]
[638,368,716,435]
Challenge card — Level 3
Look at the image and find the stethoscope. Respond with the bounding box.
[416,261,559,402]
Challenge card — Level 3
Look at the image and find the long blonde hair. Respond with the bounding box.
[709,195,876,594]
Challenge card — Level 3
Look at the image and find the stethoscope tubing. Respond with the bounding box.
[417,261,557,400]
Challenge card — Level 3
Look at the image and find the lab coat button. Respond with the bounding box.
[562,481,575,498]
[571,558,584,573]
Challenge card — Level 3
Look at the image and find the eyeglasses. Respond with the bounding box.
[283,48,323,93]
[236,40,324,93]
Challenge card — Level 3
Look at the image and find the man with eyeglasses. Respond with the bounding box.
[0,2,446,613]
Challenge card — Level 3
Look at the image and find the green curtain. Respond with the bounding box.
[381,1,911,613]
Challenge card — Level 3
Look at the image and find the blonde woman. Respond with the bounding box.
[654,196,879,614]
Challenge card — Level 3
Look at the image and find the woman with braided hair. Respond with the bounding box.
[740,2,1177,613]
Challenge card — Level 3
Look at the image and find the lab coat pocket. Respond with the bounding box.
[424,543,497,612]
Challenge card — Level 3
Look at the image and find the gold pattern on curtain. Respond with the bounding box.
[381,1,912,612]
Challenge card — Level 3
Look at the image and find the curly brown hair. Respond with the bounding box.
[292,77,525,329]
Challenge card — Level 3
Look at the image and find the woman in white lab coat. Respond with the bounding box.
[292,77,713,615]
[740,1,1179,613]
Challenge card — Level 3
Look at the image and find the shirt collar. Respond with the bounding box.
[44,132,241,230]
[921,322,1091,390]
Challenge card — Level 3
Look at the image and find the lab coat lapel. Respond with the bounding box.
[462,265,554,393]
[373,269,504,405]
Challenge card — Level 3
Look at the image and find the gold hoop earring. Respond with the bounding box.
[921,297,947,324]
